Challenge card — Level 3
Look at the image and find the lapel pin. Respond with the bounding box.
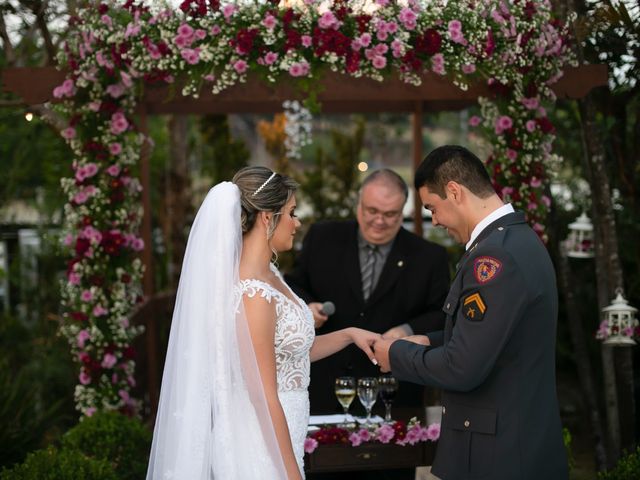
[397,260,404,267]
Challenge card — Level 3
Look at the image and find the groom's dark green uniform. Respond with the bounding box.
[390,212,568,479]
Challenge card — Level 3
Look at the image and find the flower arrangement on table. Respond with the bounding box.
[51,0,575,417]
[304,418,440,454]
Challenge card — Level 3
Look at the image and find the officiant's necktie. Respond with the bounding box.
[361,244,378,301]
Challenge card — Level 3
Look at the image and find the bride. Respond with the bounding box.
[147,166,380,479]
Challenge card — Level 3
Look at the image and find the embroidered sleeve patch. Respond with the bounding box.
[463,292,486,321]
[473,256,502,283]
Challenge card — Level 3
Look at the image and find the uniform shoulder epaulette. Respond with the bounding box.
[480,225,508,248]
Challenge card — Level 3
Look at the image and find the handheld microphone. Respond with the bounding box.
[320,301,335,316]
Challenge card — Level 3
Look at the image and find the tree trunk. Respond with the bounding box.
[557,250,608,469]
[577,93,633,464]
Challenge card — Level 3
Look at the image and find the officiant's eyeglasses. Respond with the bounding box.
[362,205,403,221]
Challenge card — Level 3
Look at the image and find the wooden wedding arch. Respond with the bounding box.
[2,63,607,415]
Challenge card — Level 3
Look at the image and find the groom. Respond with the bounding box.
[373,145,568,480]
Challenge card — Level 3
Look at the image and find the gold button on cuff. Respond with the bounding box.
[464,420,470,428]
[442,406,446,414]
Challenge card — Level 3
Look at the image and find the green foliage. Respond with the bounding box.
[0,109,68,220]
[598,447,640,480]
[61,411,152,480]
[298,116,365,222]
[0,447,116,480]
[562,427,574,472]
[0,361,64,469]
[199,114,249,183]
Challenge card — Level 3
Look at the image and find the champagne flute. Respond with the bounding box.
[378,374,399,423]
[357,377,379,425]
[335,376,356,424]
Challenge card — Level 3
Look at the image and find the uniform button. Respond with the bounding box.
[442,406,446,415]
[464,420,470,428]
[446,303,451,309]
[359,312,364,317]
[498,227,504,231]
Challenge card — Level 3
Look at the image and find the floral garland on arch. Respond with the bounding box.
[52,0,574,416]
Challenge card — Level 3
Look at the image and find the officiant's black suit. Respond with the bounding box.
[285,219,450,414]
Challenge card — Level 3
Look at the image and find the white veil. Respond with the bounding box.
[146,182,287,479]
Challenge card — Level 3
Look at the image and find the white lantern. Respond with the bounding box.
[598,290,638,346]
[565,212,594,258]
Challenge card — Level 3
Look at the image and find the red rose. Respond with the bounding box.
[536,117,555,134]
[75,237,91,257]
[416,29,442,56]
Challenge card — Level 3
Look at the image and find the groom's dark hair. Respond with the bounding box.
[414,145,495,199]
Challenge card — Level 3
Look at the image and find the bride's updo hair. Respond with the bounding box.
[232,166,298,238]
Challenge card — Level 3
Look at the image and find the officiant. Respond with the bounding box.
[285,169,450,479]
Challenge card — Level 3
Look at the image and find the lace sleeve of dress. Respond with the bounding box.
[237,279,277,304]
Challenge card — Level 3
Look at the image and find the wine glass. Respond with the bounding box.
[335,376,356,424]
[378,374,399,423]
[357,377,379,425]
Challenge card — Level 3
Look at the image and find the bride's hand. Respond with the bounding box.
[349,328,382,365]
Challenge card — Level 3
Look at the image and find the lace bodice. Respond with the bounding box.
[236,267,314,477]
[236,267,315,392]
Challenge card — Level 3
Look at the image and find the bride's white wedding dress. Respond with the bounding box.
[147,183,314,480]
[237,264,315,477]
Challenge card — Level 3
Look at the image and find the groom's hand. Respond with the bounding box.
[373,337,395,373]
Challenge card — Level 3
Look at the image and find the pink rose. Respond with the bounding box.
[301,35,312,47]
[106,83,125,98]
[223,4,236,20]
[181,48,201,65]
[526,120,537,132]
[426,423,440,441]
[109,143,122,155]
[62,127,76,140]
[462,64,476,74]
[262,14,277,30]
[372,56,387,69]
[110,112,129,135]
[77,329,91,348]
[93,305,108,317]
[106,164,121,176]
[131,237,145,252]
[177,24,194,38]
[102,353,117,369]
[469,115,482,127]
[494,115,513,134]
[522,97,539,110]
[506,149,518,161]
[264,52,278,65]
[349,432,363,447]
[211,25,221,35]
[81,289,93,302]
[86,407,96,417]
[289,62,309,77]
[79,370,91,385]
[304,437,318,454]
[233,59,248,74]
[73,191,89,204]
[319,11,339,29]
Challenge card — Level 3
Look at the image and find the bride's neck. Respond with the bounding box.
[240,227,273,278]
